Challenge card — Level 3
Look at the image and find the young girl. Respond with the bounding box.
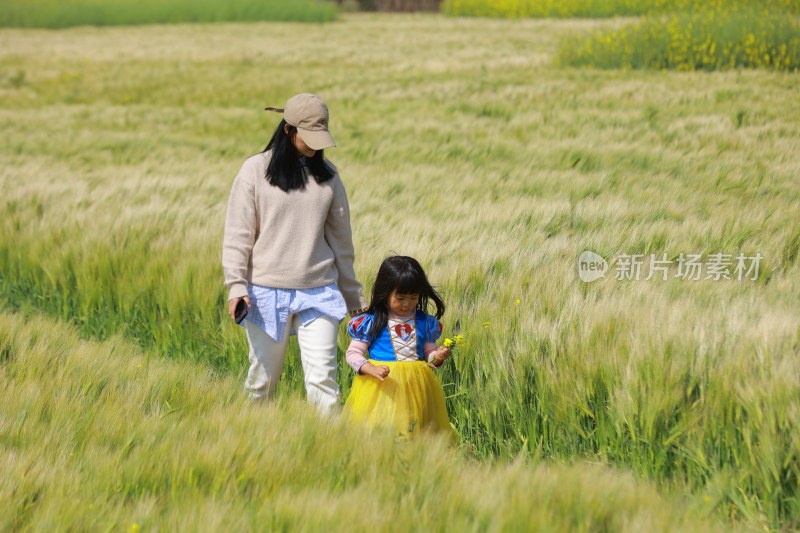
[343,256,456,441]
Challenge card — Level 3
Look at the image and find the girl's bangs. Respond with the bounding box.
[394,270,425,295]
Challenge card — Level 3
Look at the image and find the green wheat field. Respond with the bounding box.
[1,11,798,532]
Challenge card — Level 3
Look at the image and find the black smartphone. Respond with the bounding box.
[234,298,248,324]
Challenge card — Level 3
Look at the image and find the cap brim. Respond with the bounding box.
[298,128,336,150]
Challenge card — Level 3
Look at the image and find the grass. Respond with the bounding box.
[0,0,337,28]
[1,13,799,530]
[0,311,729,531]
[557,6,800,71]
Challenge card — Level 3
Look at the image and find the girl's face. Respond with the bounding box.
[388,291,419,316]
[285,124,316,158]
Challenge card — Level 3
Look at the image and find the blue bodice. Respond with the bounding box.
[348,310,442,362]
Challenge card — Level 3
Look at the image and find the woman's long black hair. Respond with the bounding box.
[263,119,335,192]
[367,256,446,341]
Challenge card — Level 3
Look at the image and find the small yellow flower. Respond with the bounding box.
[483,321,491,329]
[454,335,464,345]
[514,299,521,305]
[443,338,454,348]
[129,524,140,533]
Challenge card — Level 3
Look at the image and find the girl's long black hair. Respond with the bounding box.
[367,256,445,341]
[263,119,335,192]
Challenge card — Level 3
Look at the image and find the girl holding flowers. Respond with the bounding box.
[344,256,456,441]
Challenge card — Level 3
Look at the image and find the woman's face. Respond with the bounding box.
[285,124,316,158]
[388,291,419,316]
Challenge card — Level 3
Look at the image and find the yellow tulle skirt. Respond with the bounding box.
[344,360,456,442]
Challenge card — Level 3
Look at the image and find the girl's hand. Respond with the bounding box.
[361,363,390,381]
[228,296,251,321]
[428,346,451,368]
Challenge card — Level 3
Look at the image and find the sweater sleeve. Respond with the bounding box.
[325,173,367,311]
[222,159,258,301]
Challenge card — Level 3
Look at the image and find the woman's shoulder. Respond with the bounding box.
[319,155,337,172]
[244,151,271,169]
[322,159,342,185]
[235,151,270,180]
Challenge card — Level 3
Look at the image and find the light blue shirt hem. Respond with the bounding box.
[242,283,347,343]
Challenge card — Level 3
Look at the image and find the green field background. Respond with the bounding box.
[0,0,337,27]
[1,13,799,531]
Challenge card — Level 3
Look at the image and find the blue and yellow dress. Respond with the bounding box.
[343,311,455,440]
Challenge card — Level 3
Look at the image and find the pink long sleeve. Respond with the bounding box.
[345,340,370,373]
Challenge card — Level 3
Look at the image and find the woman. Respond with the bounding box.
[222,93,368,414]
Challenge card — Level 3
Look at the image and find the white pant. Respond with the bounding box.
[244,314,340,414]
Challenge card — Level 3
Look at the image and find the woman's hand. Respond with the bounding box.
[228,296,251,321]
[427,346,451,368]
[349,307,369,318]
[361,362,390,381]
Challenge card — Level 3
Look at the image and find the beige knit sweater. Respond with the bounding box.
[222,151,367,311]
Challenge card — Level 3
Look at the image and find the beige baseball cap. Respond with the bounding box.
[265,93,336,150]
